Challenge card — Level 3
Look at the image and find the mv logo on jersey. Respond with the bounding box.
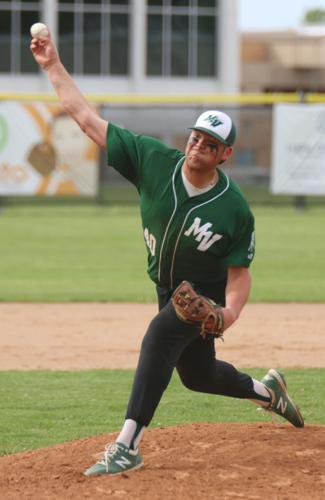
[184,217,223,251]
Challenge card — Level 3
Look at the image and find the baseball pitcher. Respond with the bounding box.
[30,29,304,477]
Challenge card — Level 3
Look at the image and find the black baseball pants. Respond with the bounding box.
[126,282,260,427]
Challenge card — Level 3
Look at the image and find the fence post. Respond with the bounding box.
[294,91,307,211]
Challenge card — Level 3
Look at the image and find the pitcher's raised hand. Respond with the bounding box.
[30,27,59,71]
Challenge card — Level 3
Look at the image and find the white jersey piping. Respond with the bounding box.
[169,174,230,289]
[157,156,185,283]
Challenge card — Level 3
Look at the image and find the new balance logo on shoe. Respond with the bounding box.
[260,369,304,428]
[115,456,132,469]
[276,396,288,414]
[84,442,144,476]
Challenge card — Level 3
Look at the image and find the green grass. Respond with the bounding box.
[252,206,325,301]
[0,204,324,302]
[0,368,323,456]
[0,205,153,302]
[0,203,323,457]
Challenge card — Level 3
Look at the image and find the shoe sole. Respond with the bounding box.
[84,461,144,477]
[109,461,144,476]
[268,369,304,428]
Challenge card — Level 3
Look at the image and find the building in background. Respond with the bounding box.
[0,0,245,196]
[238,27,325,175]
[0,0,239,95]
[241,28,325,93]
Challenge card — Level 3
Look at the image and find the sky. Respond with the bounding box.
[239,0,325,31]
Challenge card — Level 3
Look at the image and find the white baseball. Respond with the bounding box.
[30,23,49,38]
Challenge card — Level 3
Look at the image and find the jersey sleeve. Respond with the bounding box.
[106,122,179,187]
[224,211,255,268]
[106,123,141,186]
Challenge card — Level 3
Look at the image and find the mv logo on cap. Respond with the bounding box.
[204,115,224,128]
[190,110,236,146]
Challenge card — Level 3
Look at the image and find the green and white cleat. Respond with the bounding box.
[261,369,304,428]
[84,442,144,476]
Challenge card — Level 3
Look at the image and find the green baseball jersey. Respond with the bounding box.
[106,123,255,290]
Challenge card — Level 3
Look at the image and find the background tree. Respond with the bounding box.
[303,8,325,24]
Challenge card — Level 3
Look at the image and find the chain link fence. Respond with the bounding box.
[0,95,324,207]
[99,102,324,207]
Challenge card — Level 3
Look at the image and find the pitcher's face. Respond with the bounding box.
[185,131,232,171]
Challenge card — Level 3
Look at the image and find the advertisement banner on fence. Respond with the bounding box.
[0,101,99,196]
[271,103,325,195]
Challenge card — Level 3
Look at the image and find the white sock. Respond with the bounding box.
[253,379,271,399]
[250,378,272,408]
[116,419,145,450]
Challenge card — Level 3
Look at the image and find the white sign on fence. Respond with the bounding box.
[271,103,325,195]
[0,101,99,196]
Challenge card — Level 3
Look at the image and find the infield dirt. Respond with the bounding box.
[1,303,325,499]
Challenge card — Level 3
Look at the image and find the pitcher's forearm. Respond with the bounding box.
[30,31,108,147]
[223,267,251,330]
[46,61,94,128]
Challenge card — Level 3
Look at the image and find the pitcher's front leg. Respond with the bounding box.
[126,301,200,426]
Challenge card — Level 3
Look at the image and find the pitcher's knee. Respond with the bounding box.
[178,371,204,392]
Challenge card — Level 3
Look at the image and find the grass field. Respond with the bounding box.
[0,204,324,302]
[0,368,323,456]
[0,202,324,457]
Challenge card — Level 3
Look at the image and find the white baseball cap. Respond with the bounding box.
[190,110,236,146]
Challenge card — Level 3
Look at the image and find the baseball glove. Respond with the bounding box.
[171,281,224,340]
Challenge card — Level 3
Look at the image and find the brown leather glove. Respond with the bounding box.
[171,281,224,340]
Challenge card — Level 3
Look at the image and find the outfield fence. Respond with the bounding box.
[0,92,324,207]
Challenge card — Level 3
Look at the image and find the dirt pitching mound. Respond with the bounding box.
[1,423,325,500]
